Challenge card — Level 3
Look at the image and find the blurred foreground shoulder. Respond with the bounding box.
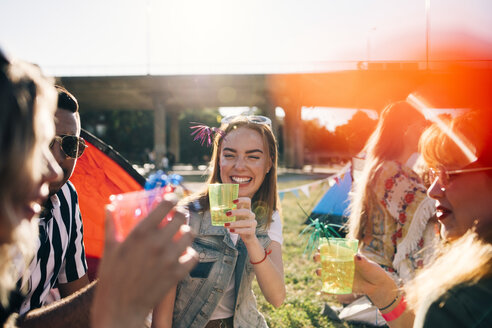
[418,277,492,328]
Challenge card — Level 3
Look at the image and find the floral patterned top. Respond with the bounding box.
[359,160,436,283]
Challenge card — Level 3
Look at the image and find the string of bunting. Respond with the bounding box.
[277,164,350,201]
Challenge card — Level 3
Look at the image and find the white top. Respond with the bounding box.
[210,210,283,320]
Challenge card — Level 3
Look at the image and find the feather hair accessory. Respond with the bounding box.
[189,122,225,147]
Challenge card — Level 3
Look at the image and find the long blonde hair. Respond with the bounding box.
[406,231,492,312]
[0,57,57,306]
[187,117,278,228]
[347,101,427,240]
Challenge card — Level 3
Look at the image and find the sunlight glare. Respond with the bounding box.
[407,93,477,163]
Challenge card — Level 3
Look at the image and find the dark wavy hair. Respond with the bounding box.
[55,85,78,113]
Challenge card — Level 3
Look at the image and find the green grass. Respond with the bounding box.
[179,173,376,327]
[252,179,375,328]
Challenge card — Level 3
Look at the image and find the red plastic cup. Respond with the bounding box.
[109,187,172,241]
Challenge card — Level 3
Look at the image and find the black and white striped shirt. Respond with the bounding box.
[16,181,87,314]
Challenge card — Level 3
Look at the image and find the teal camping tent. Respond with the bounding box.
[306,164,353,236]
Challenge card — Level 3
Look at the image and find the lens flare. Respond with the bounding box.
[407,93,477,163]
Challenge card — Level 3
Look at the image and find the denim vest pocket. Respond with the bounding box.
[190,262,214,278]
[174,235,231,327]
[190,238,220,278]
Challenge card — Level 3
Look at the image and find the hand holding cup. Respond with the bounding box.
[92,195,197,328]
[223,196,258,244]
[314,251,399,305]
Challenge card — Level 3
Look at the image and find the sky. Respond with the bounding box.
[0,0,433,76]
[2,0,491,76]
[1,0,491,128]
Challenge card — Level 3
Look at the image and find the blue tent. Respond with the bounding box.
[306,165,352,236]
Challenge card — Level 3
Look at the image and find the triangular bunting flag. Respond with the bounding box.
[279,192,285,201]
[300,185,310,197]
[292,190,300,198]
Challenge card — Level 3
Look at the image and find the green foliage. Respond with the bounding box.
[80,108,221,165]
[178,108,221,165]
[303,111,377,164]
[334,111,377,155]
[79,107,374,167]
[253,179,376,328]
[80,109,154,164]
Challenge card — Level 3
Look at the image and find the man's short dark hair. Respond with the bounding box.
[55,85,78,113]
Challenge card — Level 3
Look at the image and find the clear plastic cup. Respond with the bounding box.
[208,183,239,226]
[320,238,359,294]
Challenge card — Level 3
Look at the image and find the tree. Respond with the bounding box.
[303,110,377,164]
[178,108,221,166]
[80,110,154,164]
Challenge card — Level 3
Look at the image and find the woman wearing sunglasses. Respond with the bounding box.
[152,115,285,328]
[346,108,492,327]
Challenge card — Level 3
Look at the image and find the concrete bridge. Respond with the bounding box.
[59,62,492,168]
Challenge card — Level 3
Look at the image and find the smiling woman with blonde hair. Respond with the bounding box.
[0,52,61,324]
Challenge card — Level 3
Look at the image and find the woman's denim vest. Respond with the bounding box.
[172,205,271,328]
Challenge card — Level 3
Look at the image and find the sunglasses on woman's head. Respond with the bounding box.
[49,134,87,159]
[221,115,272,127]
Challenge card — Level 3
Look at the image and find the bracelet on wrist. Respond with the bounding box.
[378,292,400,311]
[250,248,272,265]
[381,295,406,322]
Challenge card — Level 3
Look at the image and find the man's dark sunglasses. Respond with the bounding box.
[49,134,87,159]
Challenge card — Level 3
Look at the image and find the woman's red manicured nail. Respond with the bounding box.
[355,254,362,261]
[233,199,239,204]
[224,222,230,227]
[229,229,235,233]
[226,211,232,216]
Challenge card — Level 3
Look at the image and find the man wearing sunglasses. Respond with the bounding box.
[15,86,90,316]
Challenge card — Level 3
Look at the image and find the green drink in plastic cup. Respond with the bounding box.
[208,183,239,226]
[320,238,359,294]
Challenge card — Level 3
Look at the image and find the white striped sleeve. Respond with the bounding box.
[57,183,87,283]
